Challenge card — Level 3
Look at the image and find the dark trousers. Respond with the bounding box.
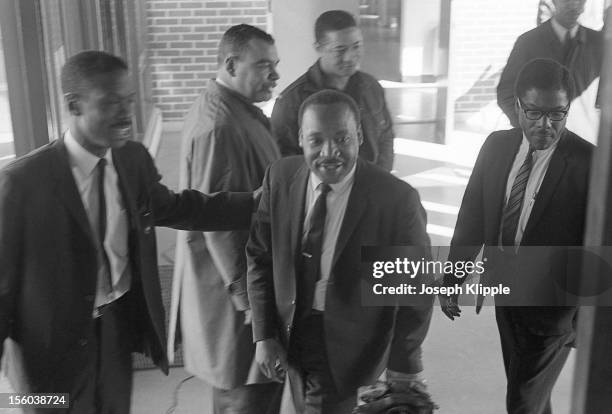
[44,296,133,414]
[286,314,355,414]
[212,382,282,414]
[495,307,573,414]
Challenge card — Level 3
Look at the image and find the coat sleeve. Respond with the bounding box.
[376,87,395,171]
[144,144,255,232]
[246,166,278,342]
[271,92,303,157]
[0,170,24,360]
[190,125,253,311]
[387,187,433,374]
[497,36,526,128]
[443,134,493,287]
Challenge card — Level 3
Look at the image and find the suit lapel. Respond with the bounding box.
[289,164,309,271]
[522,134,568,241]
[112,148,138,230]
[489,130,522,239]
[332,160,369,269]
[51,139,96,245]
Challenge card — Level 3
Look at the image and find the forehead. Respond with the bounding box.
[554,0,586,6]
[521,88,569,108]
[320,27,363,45]
[301,103,358,132]
[240,38,278,62]
[84,70,132,96]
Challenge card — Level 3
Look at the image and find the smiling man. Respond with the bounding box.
[167,24,282,414]
[442,58,593,414]
[271,10,395,171]
[247,90,432,413]
[0,50,257,413]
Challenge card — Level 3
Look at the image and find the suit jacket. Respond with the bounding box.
[0,138,254,393]
[445,128,593,335]
[168,80,279,389]
[497,20,602,140]
[271,61,395,171]
[247,158,432,398]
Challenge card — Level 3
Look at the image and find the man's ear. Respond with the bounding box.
[357,128,364,146]
[298,128,304,148]
[225,56,236,76]
[514,99,520,117]
[65,93,81,116]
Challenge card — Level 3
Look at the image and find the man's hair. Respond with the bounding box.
[315,10,357,44]
[61,50,128,95]
[298,89,361,127]
[217,24,274,65]
[514,58,575,102]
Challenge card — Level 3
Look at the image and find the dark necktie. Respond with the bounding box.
[563,31,576,65]
[97,158,113,291]
[501,147,535,246]
[299,183,331,314]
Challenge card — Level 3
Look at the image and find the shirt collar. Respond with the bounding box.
[211,79,270,125]
[307,60,360,91]
[520,133,560,158]
[551,17,580,44]
[309,162,357,195]
[64,129,113,177]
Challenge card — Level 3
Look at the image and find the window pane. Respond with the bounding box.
[0,26,15,169]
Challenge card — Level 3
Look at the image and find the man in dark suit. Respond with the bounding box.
[497,0,602,143]
[247,89,432,413]
[0,51,256,413]
[271,10,395,171]
[442,58,593,414]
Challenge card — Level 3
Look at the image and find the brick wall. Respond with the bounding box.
[146,0,269,123]
[449,0,540,128]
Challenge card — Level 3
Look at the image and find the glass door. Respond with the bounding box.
[0,27,15,169]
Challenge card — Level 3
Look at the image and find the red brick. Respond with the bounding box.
[206,2,229,8]
[168,10,192,17]
[170,42,193,48]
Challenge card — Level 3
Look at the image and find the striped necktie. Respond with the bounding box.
[501,147,535,246]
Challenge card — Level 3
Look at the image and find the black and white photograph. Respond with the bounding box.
[0,0,611,413]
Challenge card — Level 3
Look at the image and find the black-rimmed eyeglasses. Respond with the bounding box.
[517,99,570,121]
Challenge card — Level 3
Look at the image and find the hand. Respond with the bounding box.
[255,338,287,382]
[243,309,252,325]
[439,293,461,320]
[252,186,263,211]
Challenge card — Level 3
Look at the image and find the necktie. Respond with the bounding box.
[299,183,331,314]
[97,158,113,291]
[563,30,575,65]
[501,147,535,246]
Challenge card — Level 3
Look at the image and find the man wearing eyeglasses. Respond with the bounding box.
[271,10,395,171]
[440,58,593,414]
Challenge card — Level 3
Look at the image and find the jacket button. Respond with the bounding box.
[144,226,152,234]
[78,339,88,347]
[291,300,296,305]
[286,324,291,332]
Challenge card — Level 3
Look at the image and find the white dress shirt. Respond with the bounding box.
[64,130,131,309]
[551,17,579,45]
[303,164,356,311]
[503,135,559,246]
